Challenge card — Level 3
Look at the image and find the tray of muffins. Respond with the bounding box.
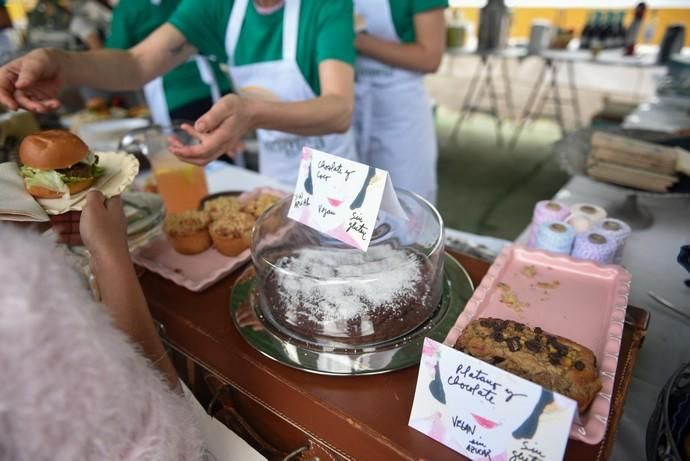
[444,245,631,445]
[131,189,283,292]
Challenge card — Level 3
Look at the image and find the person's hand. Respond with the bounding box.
[168,94,253,165]
[0,48,64,112]
[79,191,128,259]
[354,32,373,53]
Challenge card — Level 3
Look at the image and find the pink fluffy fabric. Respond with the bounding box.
[0,226,203,461]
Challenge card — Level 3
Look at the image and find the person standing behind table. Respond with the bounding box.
[0,0,357,188]
[353,0,447,204]
[166,0,358,185]
[106,0,231,127]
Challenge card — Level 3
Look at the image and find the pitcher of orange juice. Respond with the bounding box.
[120,124,209,213]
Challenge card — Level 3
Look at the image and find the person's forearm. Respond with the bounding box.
[57,24,195,92]
[247,94,352,135]
[90,248,179,389]
[53,48,152,91]
[355,34,442,74]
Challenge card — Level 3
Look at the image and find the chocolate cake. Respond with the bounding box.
[258,244,441,346]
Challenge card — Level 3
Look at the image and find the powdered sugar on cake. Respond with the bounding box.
[272,244,428,336]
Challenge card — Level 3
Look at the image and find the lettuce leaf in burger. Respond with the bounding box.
[19,130,105,199]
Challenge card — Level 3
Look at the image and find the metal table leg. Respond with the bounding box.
[501,56,516,121]
[447,54,485,145]
[567,60,583,130]
[485,57,504,145]
[550,60,567,135]
[509,57,548,149]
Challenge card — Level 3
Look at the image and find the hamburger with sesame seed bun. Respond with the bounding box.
[19,130,105,199]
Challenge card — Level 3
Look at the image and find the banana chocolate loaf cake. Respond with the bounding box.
[454,318,602,411]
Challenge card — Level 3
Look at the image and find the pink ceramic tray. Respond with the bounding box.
[132,237,250,292]
[132,187,287,291]
[445,245,631,445]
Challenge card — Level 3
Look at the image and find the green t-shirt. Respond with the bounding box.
[388,0,448,43]
[106,0,231,112]
[169,0,355,96]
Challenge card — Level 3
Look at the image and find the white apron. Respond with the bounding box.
[143,55,221,128]
[354,0,438,204]
[225,0,357,187]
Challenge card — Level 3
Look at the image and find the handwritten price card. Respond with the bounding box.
[287,147,406,251]
[409,339,576,461]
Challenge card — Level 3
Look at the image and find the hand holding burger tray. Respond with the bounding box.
[18,130,139,215]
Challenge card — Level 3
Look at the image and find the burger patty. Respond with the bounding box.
[56,155,98,178]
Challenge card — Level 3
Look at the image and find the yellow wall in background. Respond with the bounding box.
[453,7,690,47]
[6,0,38,24]
[5,1,72,24]
[6,2,690,47]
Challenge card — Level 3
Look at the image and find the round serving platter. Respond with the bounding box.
[229,253,474,376]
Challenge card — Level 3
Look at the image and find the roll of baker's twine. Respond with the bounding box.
[534,221,576,255]
[528,200,570,248]
[565,212,593,233]
[571,232,617,264]
[592,218,631,264]
[569,203,607,222]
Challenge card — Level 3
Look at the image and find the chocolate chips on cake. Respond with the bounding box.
[454,317,602,412]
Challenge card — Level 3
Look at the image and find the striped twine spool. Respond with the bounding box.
[535,221,576,255]
[571,232,617,264]
[528,201,570,248]
[593,218,631,264]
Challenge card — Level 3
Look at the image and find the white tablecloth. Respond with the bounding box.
[623,95,690,133]
[205,161,289,194]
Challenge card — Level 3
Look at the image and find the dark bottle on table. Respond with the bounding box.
[606,11,620,48]
[589,11,604,52]
[624,2,647,56]
[615,11,627,48]
[609,11,623,48]
[599,11,613,48]
[580,12,594,49]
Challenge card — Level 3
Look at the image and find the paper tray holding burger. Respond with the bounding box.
[17,130,138,216]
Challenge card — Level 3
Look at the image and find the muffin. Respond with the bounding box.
[209,212,255,257]
[202,195,243,221]
[163,210,211,255]
[243,193,280,219]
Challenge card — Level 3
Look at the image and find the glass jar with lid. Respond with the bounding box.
[251,190,445,351]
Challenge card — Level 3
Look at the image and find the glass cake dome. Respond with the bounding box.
[251,190,445,350]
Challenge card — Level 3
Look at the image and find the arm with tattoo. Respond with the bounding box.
[0,22,197,112]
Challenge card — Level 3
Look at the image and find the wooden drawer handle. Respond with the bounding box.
[282,445,309,461]
[207,381,318,460]
[207,384,285,457]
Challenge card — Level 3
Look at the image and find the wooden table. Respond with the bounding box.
[140,252,650,461]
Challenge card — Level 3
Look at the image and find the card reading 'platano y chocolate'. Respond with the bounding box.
[409,339,577,461]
